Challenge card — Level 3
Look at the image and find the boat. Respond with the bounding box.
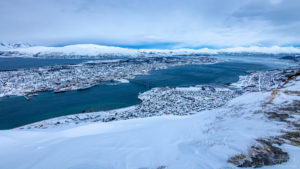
[54,90,67,94]
[24,95,30,101]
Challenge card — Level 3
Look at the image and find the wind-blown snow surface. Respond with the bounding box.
[1,43,300,58]
[0,80,300,169]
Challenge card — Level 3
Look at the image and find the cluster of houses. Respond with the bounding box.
[20,85,239,129]
[232,66,300,92]
[19,66,300,130]
[0,56,218,98]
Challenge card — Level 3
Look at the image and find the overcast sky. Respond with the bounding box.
[0,0,299,48]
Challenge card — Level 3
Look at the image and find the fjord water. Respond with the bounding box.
[0,56,290,129]
[0,57,87,70]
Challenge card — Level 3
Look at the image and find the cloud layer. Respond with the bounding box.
[0,0,299,48]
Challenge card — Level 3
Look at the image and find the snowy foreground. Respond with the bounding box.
[1,43,300,58]
[0,69,300,169]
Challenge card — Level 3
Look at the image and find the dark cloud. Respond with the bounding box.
[233,0,300,25]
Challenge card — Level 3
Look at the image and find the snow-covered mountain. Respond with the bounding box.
[0,42,31,50]
[1,43,300,59]
[0,44,216,58]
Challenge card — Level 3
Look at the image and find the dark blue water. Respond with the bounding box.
[0,57,88,70]
[132,62,269,88]
[0,57,285,129]
[0,83,146,129]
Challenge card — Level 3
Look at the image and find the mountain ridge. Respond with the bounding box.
[1,43,300,59]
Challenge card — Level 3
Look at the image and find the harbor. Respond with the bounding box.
[0,60,278,129]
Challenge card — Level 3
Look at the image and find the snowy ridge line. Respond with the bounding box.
[1,43,300,58]
[0,42,31,50]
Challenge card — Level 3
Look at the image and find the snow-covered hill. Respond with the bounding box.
[0,42,31,50]
[0,69,299,169]
[0,44,214,58]
[1,43,300,59]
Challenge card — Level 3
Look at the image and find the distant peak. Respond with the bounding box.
[0,42,32,49]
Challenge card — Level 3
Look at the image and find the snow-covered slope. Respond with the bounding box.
[0,78,299,169]
[1,44,300,58]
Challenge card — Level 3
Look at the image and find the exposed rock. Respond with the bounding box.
[228,139,289,168]
[265,111,290,122]
[229,70,300,168]
[281,132,300,146]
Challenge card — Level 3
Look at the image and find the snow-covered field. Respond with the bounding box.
[0,70,299,169]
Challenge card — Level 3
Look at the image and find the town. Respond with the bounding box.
[19,85,240,129]
[0,56,219,97]
[19,66,300,129]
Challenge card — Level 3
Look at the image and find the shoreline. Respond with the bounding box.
[1,59,300,168]
[3,65,299,169]
[16,66,300,130]
[0,56,220,98]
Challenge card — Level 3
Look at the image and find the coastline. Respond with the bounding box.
[18,66,300,130]
[0,56,220,98]
[1,65,299,169]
